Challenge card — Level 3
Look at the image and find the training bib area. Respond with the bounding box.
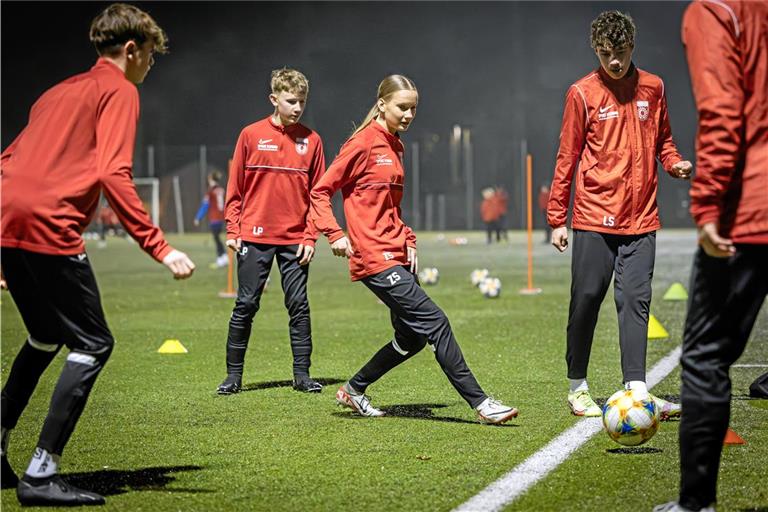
[1,231,766,511]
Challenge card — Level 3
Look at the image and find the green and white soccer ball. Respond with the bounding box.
[602,389,660,446]
[470,268,490,286]
[419,267,440,285]
[479,277,501,298]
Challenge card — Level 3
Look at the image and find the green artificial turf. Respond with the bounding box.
[1,231,765,511]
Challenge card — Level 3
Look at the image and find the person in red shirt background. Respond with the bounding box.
[194,171,228,268]
[655,2,768,511]
[0,4,195,506]
[538,183,551,244]
[547,11,692,418]
[218,68,326,395]
[309,75,518,425]
[480,187,502,244]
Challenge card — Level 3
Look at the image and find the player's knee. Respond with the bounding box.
[27,336,62,353]
[393,336,427,355]
[285,296,309,317]
[234,296,261,317]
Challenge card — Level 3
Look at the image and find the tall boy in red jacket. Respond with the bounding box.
[218,68,326,395]
[547,11,692,417]
[0,4,195,506]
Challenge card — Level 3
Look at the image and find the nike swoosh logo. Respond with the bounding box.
[599,105,614,113]
[258,139,272,144]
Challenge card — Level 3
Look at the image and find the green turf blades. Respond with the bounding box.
[2,231,766,511]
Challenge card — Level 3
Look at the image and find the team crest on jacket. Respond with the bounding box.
[295,137,309,155]
[636,101,649,121]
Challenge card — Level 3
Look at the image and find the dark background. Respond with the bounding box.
[1,1,698,230]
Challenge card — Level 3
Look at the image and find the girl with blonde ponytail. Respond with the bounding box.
[309,75,519,425]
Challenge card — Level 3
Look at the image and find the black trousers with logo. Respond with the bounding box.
[679,245,768,510]
[348,265,487,408]
[0,248,114,455]
[225,242,313,378]
[566,230,655,383]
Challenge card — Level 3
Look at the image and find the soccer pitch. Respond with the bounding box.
[2,231,766,511]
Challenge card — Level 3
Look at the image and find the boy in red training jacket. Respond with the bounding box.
[547,11,692,418]
[0,4,194,506]
[218,68,326,395]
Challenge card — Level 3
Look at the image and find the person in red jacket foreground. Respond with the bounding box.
[654,2,768,511]
[547,11,692,418]
[0,4,195,506]
[218,68,326,395]
[194,171,228,268]
[309,75,518,425]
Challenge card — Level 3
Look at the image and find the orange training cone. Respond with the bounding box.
[723,427,745,445]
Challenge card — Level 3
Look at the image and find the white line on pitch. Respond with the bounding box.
[732,364,768,368]
[453,346,682,512]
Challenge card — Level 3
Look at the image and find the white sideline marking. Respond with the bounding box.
[733,364,768,368]
[454,346,682,512]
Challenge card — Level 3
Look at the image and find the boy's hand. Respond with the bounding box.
[331,236,354,258]
[407,246,418,274]
[162,249,196,279]
[698,222,735,258]
[552,226,569,252]
[671,160,693,179]
[226,237,242,252]
[193,219,200,227]
[296,244,315,265]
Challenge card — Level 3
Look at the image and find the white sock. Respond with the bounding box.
[25,447,59,478]
[625,381,648,397]
[1,427,9,456]
[569,378,589,393]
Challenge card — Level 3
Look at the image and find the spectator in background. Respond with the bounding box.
[194,171,228,268]
[494,186,509,241]
[480,187,502,244]
[538,183,551,244]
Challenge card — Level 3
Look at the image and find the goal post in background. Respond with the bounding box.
[134,177,160,226]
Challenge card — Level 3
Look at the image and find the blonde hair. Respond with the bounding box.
[351,75,418,137]
[90,3,168,56]
[271,68,309,96]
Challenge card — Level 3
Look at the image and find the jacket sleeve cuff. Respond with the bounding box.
[327,230,345,244]
[301,238,316,248]
[154,244,173,263]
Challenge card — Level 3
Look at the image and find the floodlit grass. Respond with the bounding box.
[1,230,766,511]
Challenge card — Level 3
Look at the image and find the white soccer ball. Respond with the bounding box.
[470,268,490,286]
[602,389,660,446]
[418,267,440,285]
[479,277,501,298]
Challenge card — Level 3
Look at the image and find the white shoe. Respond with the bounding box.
[215,254,228,268]
[335,385,384,417]
[476,397,518,425]
[652,501,715,512]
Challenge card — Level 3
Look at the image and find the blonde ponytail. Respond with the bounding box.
[349,74,417,138]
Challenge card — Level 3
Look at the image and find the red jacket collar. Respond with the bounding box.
[370,120,402,148]
[267,115,300,134]
[93,57,128,79]
[597,62,638,87]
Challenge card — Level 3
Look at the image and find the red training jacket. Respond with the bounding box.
[548,65,683,235]
[309,121,416,281]
[207,184,225,223]
[683,0,768,243]
[1,58,171,261]
[226,116,325,247]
